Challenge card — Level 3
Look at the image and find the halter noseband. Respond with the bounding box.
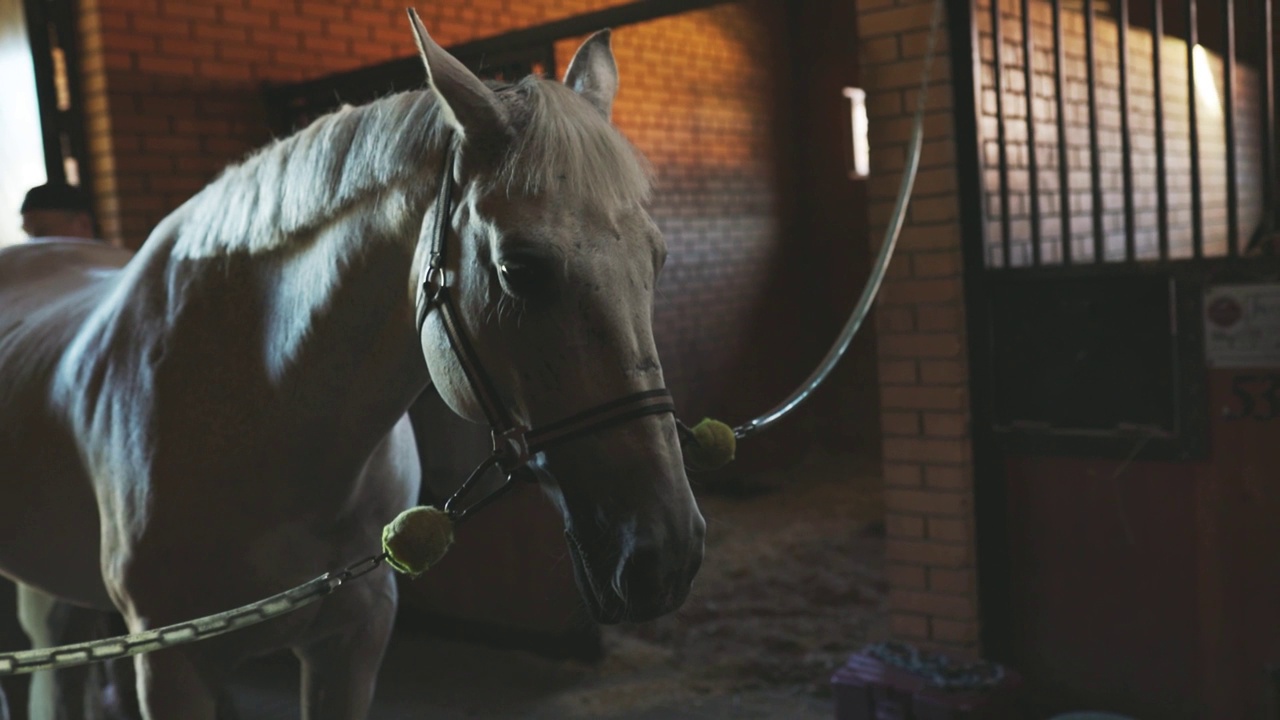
[414,141,677,522]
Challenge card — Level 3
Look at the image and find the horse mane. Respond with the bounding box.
[173,76,651,259]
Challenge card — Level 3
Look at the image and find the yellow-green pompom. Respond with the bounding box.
[683,418,736,472]
[382,506,454,578]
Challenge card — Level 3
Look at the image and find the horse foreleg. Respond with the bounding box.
[132,649,221,720]
[293,579,396,720]
[16,583,113,720]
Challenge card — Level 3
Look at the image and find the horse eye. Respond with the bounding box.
[497,257,554,300]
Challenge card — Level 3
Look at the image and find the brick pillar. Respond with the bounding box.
[857,0,981,653]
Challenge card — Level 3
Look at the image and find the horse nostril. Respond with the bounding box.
[624,544,664,594]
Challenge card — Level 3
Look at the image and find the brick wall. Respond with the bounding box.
[76,0,651,248]
[977,0,1266,265]
[75,0,818,455]
[857,0,982,652]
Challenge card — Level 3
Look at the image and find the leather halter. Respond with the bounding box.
[414,141,677,522]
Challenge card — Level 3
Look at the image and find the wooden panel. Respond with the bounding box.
[1197,367,1280,717]
[1005,454,1200,718]
[1003,364,1280,718]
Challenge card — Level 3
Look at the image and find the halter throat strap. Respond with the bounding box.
[413,142,677,520]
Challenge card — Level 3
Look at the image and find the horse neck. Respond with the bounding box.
[164,124,449,457]
[255,178,438,446]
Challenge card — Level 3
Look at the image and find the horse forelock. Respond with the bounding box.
[492,77,652,211]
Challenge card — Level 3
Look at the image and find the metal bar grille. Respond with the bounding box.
[1266,0,1277,249]
[1225,0,1239,256]
[1022,0,1042,264]
[976,0,1274,269]
[1085,0,1105,262]
[1155,0,1170,260]
[993,0,1014,267]
[1119,0,1136,261]
[1188,0,1205,259]
[1053,0,1072,264]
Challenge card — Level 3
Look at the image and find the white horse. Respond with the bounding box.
[0,14,705,719]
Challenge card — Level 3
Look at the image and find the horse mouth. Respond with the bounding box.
[564,529,626,624]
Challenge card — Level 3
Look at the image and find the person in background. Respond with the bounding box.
[19,182,95,241]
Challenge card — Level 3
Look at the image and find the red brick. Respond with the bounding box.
[323,19,372,40]
[930,618,979,644]
[922,412,967,438]
[872,58,953,91]
[929,568,975,594]
[136,55,196,75]
[108,34,158,53]
[162,3,217,20]
[912,251,963,278]
[198,59,252,79]
[886,563,928,590]
[303,35,349,54]
[915,304,964,332]
[883,462,924,488]
[884,487,972,516]
[882,411,921,436]
[910,196,959,223]
[861,35,899,64]
[919,359,966,385]
[925,465,971,490]
[157,37,219,59]
[347,7,393,28]
[927,517,971,543]
[858,4,940,39]
[216,43,270,64]
[889,612,930,640]
[878,332,962,359]
[879,278,964,305]
[878,306,915,333]
[220,6,271,27]
[274,12,324,34]
[910,167,959,196]
[897,223,961,251]
[901,27,952,59]
[102,50,134,70]
[889,590,976,620]
[248,27,300,50]
[304,4,347,20]
[880,385,966,411]
[887,513,925,539]
[879,359,918,384]
[131,15,191,37]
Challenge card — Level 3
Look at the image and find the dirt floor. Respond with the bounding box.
[231,447,887,718]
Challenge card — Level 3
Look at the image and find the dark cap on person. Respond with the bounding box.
[21,182,91,213]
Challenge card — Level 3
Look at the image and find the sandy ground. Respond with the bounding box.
[231,448,887,719]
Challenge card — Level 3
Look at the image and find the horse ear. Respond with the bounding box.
[563,29,618,120]
[407,8,507,141]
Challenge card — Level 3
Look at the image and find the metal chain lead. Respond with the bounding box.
[0,553,386,677]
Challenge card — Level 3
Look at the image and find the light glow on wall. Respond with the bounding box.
[843,86,870,179]
[1192,43,1222,118]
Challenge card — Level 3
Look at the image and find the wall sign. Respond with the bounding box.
[1204,283,1280,368]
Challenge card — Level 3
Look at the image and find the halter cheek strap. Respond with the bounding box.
[414,140,677,522]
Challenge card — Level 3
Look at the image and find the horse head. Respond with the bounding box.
[408,14,705,623]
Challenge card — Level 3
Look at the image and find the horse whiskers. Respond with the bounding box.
[482,293,527,327]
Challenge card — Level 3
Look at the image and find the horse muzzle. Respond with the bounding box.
[565,512,705,624]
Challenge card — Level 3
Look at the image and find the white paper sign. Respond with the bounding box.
[1204,283,1280,368]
